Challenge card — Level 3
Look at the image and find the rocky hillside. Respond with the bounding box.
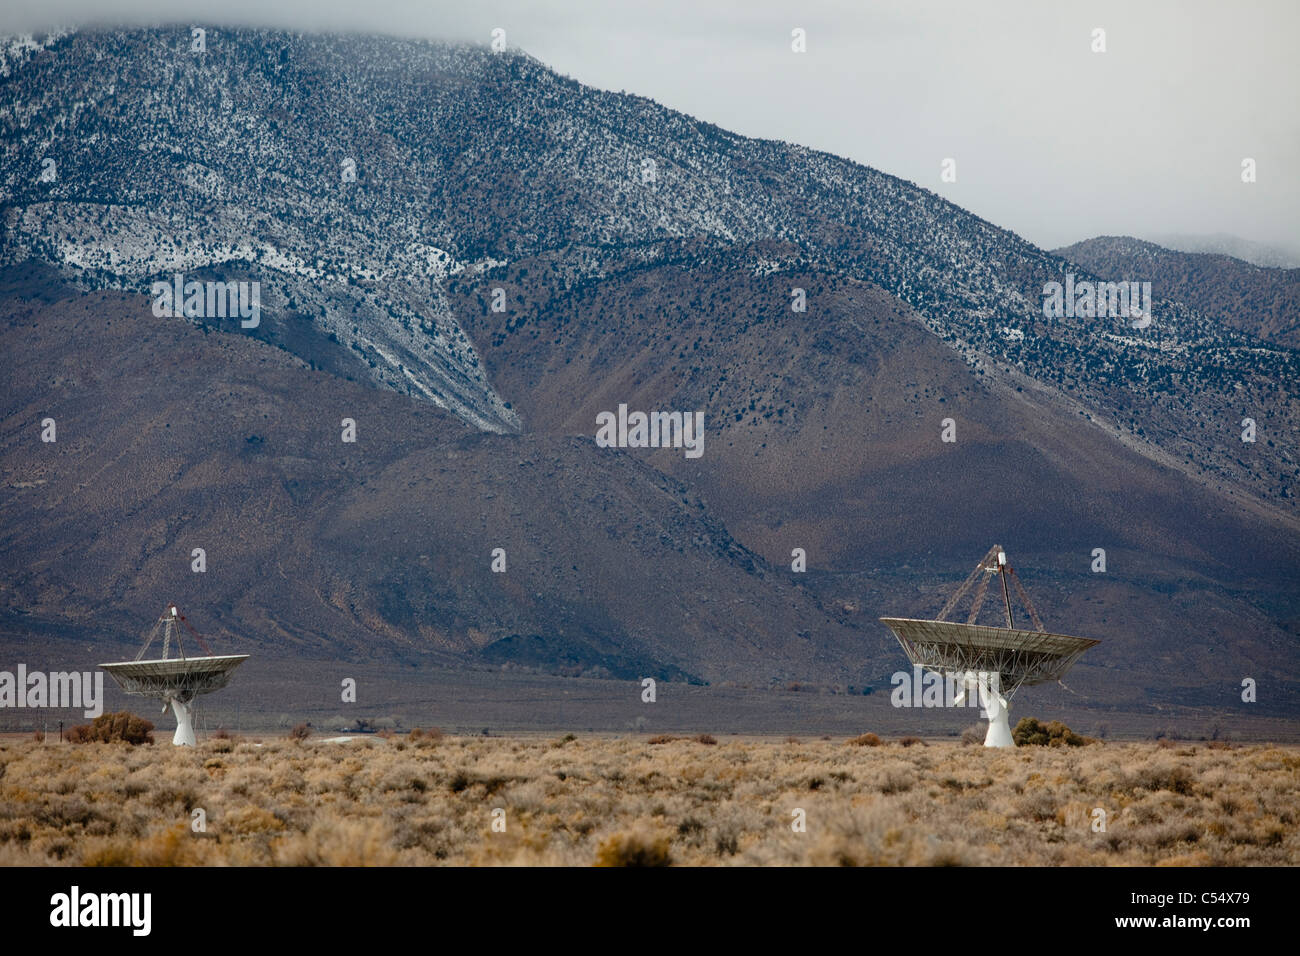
[4,270,1296,711]
[0,271,879,685]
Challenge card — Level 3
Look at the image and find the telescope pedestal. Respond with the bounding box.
[169,697,196,747]
[983,700,1014,748]
[967,671,1015,748]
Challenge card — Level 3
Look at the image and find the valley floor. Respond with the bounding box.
[1,735,1296,866]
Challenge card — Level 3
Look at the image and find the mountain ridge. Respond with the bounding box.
[1056,235,1300,349]
[3,26,1292,519]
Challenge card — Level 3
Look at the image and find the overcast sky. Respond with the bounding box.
[4,0,1297,252]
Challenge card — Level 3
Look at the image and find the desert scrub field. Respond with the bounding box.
[0,734,1296,866]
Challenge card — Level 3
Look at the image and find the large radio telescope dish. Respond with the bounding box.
[99,604,248,746]
[879,545,1099,747]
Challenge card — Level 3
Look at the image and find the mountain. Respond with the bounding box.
[1141,233,1300,271]
[1057,236,1300,348]
[1,26,1297,721]
[4,28,1296,517]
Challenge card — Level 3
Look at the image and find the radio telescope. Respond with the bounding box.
[100,604,248,746]
[880,545,1098,747]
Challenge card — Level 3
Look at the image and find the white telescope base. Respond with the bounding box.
[168,697,196,747]
[955,670,1016,748]
[982,702,1014,748]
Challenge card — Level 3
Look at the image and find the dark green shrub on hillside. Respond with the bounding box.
[1013,717,1095,747]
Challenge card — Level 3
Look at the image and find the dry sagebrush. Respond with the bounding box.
[0,736,1296,866]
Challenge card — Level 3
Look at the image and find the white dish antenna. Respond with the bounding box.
[880,546,1099,747]
[99,604,248,746]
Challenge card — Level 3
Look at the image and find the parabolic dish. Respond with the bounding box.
[879,618,1098,689]
[99,654,249,699]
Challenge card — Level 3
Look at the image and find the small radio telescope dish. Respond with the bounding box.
[880,545,1098,747]
[100,604,248,746]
